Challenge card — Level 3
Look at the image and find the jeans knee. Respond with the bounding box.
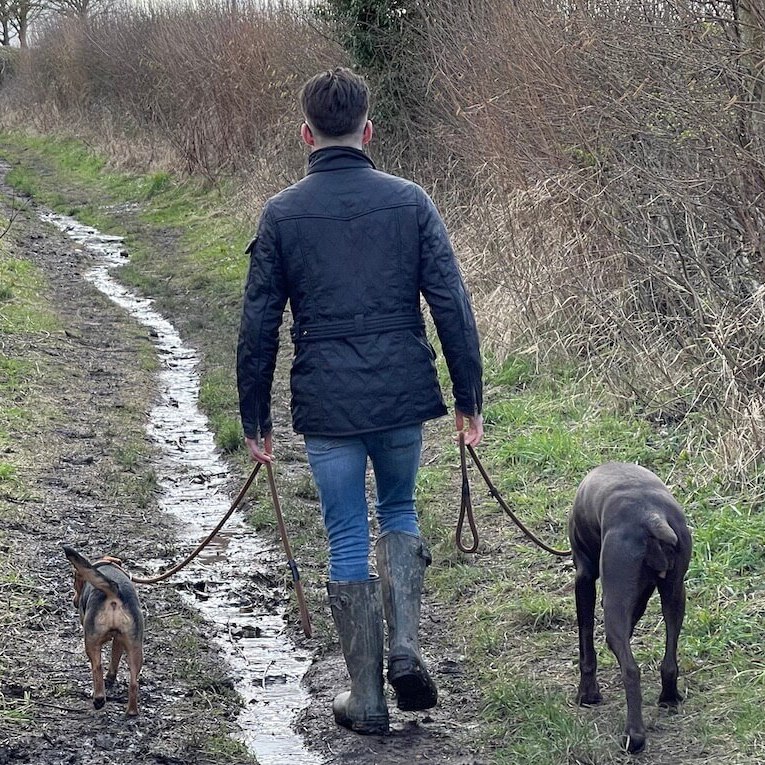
[377,509,419,537]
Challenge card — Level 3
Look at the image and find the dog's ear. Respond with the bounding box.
[645,537,672,576]
[62,545,118,598]
[63,545,91,569]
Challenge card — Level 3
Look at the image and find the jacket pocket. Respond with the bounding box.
[410,330,437,362]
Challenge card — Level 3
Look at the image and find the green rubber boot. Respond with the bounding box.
[376,532,438,711]
[327,578,390,735]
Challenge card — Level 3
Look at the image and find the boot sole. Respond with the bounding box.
[335,714,390,735]
[388,660,438,711]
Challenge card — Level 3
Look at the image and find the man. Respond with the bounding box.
[237,67,483,735]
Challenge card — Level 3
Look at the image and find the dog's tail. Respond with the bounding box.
[646,514,678,546]
[63,545,119,597]
[644,514,678,578]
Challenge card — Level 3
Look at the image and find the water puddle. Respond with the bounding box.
[41,211,324,765]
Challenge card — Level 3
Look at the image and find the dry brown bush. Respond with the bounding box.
[417,0,765,477]
[4,1,344,178]
[1,0,763,477]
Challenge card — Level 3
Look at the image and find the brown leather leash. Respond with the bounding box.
[265,461,313,638]
[456,434,572,557]
[131,461,312,638]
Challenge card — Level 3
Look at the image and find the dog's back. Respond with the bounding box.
[569,461,690,578]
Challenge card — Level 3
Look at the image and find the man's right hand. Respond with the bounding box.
[455,410,484,447]
[245,432,273,463]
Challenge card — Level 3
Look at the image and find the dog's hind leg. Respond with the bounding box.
[573,556,602,705]
[657,578,686,708]
[125,642,143,716]
[106,636,124,688]
[603,599,646,752]
[601,543,646,754]
[629,583,655,638]
[85,638,107,710]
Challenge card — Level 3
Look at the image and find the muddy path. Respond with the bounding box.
[0,160,487,764]
[0,171,259,764]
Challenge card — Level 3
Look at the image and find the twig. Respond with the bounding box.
[1,696,87,714]
[0,194,29,240]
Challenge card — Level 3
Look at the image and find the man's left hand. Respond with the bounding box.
[245,432,273,463]
[456,410,484,447]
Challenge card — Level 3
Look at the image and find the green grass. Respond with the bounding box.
[0,240,57,508]
[484,678,597,763]
[0,357,32,393]
[0,254,58,334]
[200,369,244,454]
[202,735,256,760]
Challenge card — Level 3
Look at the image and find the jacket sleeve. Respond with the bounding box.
[417,189,483,416]
[236,204,288,438]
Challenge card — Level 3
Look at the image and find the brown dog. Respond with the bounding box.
[568,462,692,754]
[63,546,144,716]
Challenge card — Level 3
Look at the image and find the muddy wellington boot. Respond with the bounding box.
[376,532,438,711]
[326,578,390,735]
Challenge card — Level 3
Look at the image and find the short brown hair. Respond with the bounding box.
[299,67,370,138]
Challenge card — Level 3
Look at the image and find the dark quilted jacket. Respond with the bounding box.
[237,146,482,437]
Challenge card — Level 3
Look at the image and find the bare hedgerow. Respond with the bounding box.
[1,0,763,480]
[419,0,765,480]
[3,1,344,178]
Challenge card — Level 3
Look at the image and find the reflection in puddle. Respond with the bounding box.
[42,212,324,765]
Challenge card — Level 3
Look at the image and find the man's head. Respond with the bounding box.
[299,67,372,149]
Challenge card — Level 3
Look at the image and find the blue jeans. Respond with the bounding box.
[305,425,423,582]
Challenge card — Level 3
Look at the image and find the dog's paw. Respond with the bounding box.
[658,691,683,711]
[576,677,603,707]
[623,730,646,754]
[576,687,603,706]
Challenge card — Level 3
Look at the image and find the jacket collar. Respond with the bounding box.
[306,146,376,175]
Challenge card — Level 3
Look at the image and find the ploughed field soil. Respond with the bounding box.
[0,159,487,765]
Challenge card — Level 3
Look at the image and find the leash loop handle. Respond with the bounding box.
[455,434,480,553]
[456,441,572,558]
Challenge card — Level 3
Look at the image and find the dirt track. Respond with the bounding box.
[0,161,486,765]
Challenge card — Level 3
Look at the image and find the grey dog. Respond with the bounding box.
[568,462,692,754]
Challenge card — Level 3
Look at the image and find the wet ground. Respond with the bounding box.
[0,177,254,764]
[0,162,487,764]
[41,211,321,765]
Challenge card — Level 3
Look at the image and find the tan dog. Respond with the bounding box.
[63,546,144,716]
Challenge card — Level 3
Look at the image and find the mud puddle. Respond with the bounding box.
[41,211,324,765]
